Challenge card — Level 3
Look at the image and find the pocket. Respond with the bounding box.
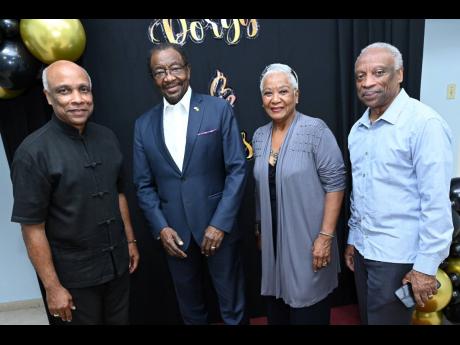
[197,128,219,136]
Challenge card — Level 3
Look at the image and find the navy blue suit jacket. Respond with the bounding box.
[133,92,247,249]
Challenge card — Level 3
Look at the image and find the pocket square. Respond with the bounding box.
[197,128,218,136]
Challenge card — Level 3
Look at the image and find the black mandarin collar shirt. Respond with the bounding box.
[11,114,129,288]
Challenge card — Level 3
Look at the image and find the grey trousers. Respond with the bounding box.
[354,249,414,325]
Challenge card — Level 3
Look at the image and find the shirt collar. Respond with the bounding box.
[51,113,87,137]
[163,86,192,115]
[357,88,409,128]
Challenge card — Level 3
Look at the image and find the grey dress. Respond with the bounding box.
[253,112,346,308]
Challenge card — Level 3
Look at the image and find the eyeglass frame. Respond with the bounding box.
[151,63,188,80]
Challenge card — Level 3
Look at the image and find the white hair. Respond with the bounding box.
[260,63,299,93]
[356,42,403,71]
[42,64,92,92]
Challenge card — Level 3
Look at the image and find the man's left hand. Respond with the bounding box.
[402,269,438,308]
[201,226,224,257]
[128,243,140,273]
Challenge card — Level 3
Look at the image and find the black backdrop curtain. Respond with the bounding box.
[0,19,425,324]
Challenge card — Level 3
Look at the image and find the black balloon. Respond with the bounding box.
[450,178,460,212]
[449,273,460,288]
[0,39,41,90]
[0,19,19,38]
[451,289,460,305]
[453,207,460,240]
[444,303,460,323]
[450,241,460,258]
[440,260,449,271]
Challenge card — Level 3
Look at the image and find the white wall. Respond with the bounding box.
[421,19,460,177]
[0,139,41,303]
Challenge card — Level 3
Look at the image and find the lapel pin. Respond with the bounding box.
[193,106,200,112]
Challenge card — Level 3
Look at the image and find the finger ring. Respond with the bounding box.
[53,314,59,317]
[428,295,433,299]
[323,263,328,267]
[211,246,216,249]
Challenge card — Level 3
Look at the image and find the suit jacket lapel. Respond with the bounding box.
[151,102,181,175]
[182,93,204,174]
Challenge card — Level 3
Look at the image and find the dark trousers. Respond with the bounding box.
[353,249,414,325]
[266,295,331,325]
[56,271,130,325]
[166,239,246,325]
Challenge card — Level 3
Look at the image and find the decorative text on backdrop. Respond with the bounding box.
[148,19,259,46]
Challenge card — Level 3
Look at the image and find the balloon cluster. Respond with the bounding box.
[411,269,453,325]
[411,179,460,325]
[0,19,86,99]
[441,177,460,323]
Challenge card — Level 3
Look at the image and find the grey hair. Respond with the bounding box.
[42,64,92,92]
[356,42,403,70]
[260,63,299,93]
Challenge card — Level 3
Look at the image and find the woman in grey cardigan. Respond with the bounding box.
[253,63,346,324]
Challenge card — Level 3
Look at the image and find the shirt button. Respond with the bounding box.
[362,173,366,177]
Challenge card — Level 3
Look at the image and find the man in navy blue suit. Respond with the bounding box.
[133,43,247,324]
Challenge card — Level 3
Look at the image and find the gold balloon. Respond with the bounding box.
[411,310,443,325]
[445,258,460,275]
[416,268,453,313]
[0,87,24,99]
[19,19,86,64]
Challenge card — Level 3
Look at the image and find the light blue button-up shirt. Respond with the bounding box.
[347,89,453,276]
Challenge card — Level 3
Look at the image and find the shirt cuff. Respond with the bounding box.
[11,215,45,224]
[347,228,355,246]
[413,253,442,276]
[154,222,169,239]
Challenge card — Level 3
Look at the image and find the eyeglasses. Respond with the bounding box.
[151,64,187,80]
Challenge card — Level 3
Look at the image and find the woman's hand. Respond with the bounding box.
[312,234,333,272]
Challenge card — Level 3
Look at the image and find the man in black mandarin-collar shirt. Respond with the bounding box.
[10,60,139,324]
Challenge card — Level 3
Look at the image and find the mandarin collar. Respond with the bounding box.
[51,113,88,138]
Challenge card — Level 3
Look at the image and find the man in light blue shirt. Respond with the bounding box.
[345,42,453,324]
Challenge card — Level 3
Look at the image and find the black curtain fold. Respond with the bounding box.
[0,19,425,324]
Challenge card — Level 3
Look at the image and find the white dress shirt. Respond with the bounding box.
[163,87,192,172]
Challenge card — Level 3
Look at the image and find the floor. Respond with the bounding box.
[0,301,455,325]
[0,300,49,325]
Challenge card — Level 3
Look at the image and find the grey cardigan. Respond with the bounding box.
[253,112,346,308]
